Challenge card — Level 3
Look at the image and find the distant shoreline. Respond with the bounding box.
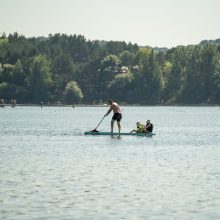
[1,104,220,107]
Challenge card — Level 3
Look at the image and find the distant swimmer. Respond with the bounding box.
[0,99,5,107]
[104,99,122,136]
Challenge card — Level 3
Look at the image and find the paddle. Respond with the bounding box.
[90,115,105,132]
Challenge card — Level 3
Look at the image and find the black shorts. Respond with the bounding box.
[112,113,122,122]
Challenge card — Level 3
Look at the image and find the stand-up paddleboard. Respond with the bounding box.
[84,131,155,136]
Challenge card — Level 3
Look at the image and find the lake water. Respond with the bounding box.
[0,106,220,220]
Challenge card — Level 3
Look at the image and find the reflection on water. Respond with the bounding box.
[0,106,220,220]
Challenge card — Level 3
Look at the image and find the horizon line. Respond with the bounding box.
[1,31,219,49]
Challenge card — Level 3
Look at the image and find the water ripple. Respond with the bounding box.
[0,107,220,220]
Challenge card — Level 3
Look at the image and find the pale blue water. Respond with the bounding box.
[0,106,220,220]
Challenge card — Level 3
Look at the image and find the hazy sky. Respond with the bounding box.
[0,0,220,48]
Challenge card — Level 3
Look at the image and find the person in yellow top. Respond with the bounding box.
[130,122,146,133]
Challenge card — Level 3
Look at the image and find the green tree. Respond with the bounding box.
[51,53,78,101]
[132,51,162,104]
[0,36,8,64]
[119,50,135,66]
[26,55,52,102]
[12,59,25,85]
[107,71,133,102]
[163,61,183,103]
[211,51,220,102]
[98,54,121,100]
[0,82,25,101]
[100,54,121,72]
[0,64,14,83]
[64,81,83,104]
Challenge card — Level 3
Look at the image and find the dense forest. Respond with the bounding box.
[0,32,220,105]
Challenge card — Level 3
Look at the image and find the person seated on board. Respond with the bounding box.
[145,120,153,133]
[130,122,146,133]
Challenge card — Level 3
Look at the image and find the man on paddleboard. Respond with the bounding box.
[105,99,122,135]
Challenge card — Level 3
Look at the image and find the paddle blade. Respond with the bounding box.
[90,129,99,132]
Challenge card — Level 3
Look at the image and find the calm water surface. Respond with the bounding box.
[0,106,220,220]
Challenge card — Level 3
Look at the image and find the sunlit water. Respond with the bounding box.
[0,106,220,220]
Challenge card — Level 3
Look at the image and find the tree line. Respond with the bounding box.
[0,32,220,105]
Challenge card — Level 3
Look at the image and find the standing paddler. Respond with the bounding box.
[104,99,122,136]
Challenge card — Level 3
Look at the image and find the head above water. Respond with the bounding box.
[136,122,140,125]
[146,120,150,123]
[108,99,113,105]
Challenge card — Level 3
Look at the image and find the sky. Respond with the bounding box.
[0,0,220,48]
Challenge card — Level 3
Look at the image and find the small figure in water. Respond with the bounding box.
[40,101,43,108]
[130,122,146,133]
[10,99,16,108]
[104,99,122,136]
[145,120,153,133]
[11,99,14,108]
[0,99,5,107]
